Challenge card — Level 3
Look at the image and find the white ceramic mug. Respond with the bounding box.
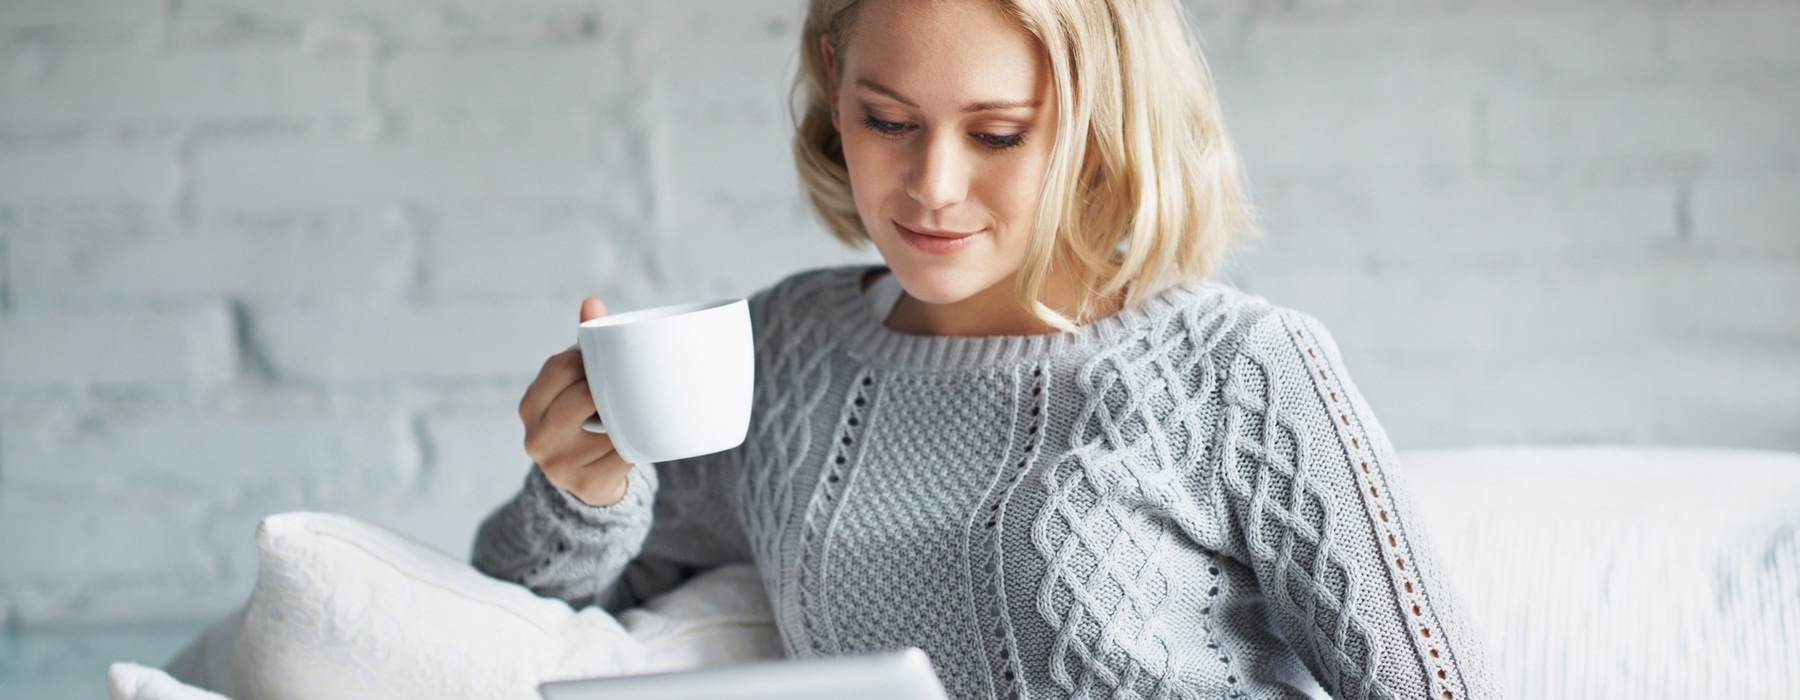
[575,298,754,465]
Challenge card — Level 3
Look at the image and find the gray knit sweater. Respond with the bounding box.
[474,265,1498,700]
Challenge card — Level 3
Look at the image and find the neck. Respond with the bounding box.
[886,267,1123,338]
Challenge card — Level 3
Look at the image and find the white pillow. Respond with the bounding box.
[109,663,231,700]
[1404,447,1800,699]
[150,511,780,700]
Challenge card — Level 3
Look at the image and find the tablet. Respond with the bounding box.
[538,648,951,700]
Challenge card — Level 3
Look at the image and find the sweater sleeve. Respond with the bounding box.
[1217,308,1499,700]
[472,447,753,613]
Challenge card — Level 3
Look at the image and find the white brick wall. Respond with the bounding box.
[0,306,236,392]
[11,216,418,306]
[0,44,365,123]
[0,136,178,208]
[0,0,1793,627]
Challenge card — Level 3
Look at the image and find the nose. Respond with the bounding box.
[905,131,969,211]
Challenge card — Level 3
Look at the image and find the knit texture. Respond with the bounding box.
[474,266,1500,700]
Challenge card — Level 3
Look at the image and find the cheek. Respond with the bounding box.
[840,133,901,205]
[988,158,1049,229]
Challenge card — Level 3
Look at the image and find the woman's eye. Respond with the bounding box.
[858,113,1024,151]
[975,132,1027,150]
[861,116,910,135]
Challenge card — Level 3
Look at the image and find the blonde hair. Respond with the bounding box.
[792,0,1257,330]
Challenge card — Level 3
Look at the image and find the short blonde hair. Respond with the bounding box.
[792,0,1257,329]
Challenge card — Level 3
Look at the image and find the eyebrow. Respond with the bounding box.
[855,78,1041,113]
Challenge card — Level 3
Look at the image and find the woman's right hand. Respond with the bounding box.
[518,297,633,507]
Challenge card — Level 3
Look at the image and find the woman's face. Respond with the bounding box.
[828,0,1056,310]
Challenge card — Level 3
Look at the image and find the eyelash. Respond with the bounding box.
[860,115,1028,152]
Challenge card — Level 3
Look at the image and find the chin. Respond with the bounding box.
[883,259,1009,307]
[892,274,972,306]
[868,222,1019,308]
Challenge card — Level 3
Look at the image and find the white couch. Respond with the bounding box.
[107,447,1800,700]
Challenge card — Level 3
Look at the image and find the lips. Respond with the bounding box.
[894,220,981,255]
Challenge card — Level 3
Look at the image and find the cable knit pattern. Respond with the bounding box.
[473,265,1499,700]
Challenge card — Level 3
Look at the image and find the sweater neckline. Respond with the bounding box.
[822,265,1224,371]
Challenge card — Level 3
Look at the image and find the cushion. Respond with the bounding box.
[1404,447,1800,699]
[152,511,780,700]
[108,663,231,700]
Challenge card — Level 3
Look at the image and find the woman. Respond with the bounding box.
[476,0,1498,698]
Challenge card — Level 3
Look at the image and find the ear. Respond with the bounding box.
[821,33,841,132]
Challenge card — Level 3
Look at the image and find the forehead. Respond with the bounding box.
[839,0,1047,103]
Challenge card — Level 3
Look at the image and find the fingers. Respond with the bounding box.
[525,379,612,462]
[518,349,584,424]
[580,297,608,323]
[542,378,600,435]
[523,372,625,498]
[530,427,617,481]
[524,410,617,474]
[517,295,632,506]
[521,296,610,422]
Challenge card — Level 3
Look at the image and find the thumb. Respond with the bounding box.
[579,297,608,323]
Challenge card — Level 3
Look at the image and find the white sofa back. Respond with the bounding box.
[1405,447,1800,699]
